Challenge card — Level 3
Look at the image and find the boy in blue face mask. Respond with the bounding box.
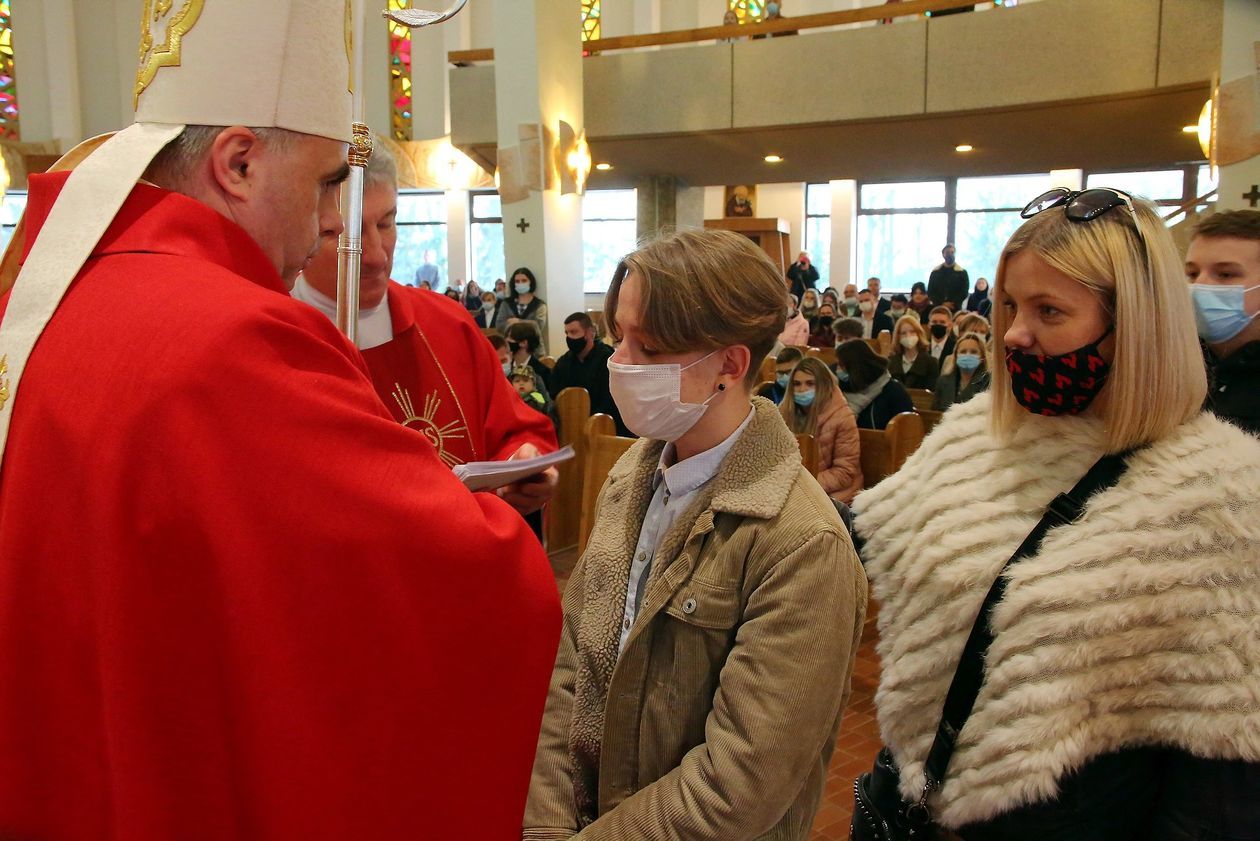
[767,346,804,405]
[1186,210,1260,435]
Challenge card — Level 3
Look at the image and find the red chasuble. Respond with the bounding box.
[359,282,556,467]
[0,173,560,840]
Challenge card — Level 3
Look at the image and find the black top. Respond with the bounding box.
[888,351,939,390]
[550,340,628,436]
[1204,341,1260,436]
[786,261,820,303]
[848,379,915,430]
[928,264,970,311]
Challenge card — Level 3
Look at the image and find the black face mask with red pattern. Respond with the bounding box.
[1005,326,1113,416]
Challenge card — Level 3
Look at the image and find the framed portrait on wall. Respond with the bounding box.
[725,184,756,217]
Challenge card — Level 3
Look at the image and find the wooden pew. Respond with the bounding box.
[917,408,944,434]
[796,432,819,478]
[545,387,590,552]
[857,411,925,486]
[907,388,935,412]
[578,414,637,556]
[539,355,556,370]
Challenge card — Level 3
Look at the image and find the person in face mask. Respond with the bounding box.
[800,288,822,320]
[550,311,629,436]
[763,346,805,405]
[887,314,939,391]
[1185,210,1260,435]
[841,283,861,317]
[474,291,498,328]
[931,331,990,411]
[927,305,957,361]
[525,228,867,840]
[887,293,910,322]
[852,190,1260,841]
[928,242,970,312]
[494,266,548,353]
[966,277,991,314]
[778,292,810,347]
[779,357,862,503]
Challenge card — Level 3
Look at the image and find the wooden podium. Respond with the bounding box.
[704,217,791,275]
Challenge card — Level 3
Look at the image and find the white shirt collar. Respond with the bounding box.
[653,405,756,498]
[292,275,394,349]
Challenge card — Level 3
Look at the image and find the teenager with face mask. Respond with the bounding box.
[853,188,1260,841]
[888,314,939,390]
[931,331,991,411]
[778,292,810,346]
[525,228,867,840]
[800,287,821,320]
[1185,210,1260,435]
[780,356,862,503]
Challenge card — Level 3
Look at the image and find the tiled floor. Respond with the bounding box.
[548,547,882,841]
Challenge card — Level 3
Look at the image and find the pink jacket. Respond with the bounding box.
[778,313,810,347]
[813,389,863,504]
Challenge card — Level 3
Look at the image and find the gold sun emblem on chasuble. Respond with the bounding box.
[134,0,205,108]
[0,355,9,410]
[392,384,468,467]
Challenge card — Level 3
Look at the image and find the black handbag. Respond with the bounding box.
[851,452,1131,841]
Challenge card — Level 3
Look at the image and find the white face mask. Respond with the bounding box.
[608,351,721,441]
[900,334,918,349]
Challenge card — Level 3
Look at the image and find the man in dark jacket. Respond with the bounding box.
[786,251,820,302]
[927,244,969,312]
[1186,210,1260,436]
[550,312,629,436]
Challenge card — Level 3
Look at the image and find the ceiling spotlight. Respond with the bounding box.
[595,162,613,171]
[764,154,784,163]
[955,144,974,153]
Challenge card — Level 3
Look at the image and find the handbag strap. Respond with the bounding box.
[919,451,1131,795]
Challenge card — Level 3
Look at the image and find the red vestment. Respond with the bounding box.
[359,282,556,467]
[0,173,560,840]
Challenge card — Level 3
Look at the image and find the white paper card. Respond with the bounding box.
[453,445,576,491]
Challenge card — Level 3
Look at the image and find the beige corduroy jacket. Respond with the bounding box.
[523,397,867,840]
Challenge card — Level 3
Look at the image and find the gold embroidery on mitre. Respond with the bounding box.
[392,384,468,467]
[0,355,9,410]
[345,0,354,94]
[135,0,206,109]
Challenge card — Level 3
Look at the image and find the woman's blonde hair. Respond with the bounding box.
[954,312,989,337]
[990,198,1206,451]
[941,331,988,376]
[779,356,837,434]
[892,314,928,355]
[605,229,787,386]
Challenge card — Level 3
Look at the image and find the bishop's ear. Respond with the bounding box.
[207,125,266,201]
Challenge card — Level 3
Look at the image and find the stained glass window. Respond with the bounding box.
[387,0,413,142]
[729,1,766,23]
[0,0,18,141]
[581,1,601,42]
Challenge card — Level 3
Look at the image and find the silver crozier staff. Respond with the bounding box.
[334,0,471,343]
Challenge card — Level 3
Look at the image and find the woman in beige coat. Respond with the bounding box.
[780,356,862,503]
[524,229,867,840]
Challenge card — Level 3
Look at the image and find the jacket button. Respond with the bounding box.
[682,597,697,614]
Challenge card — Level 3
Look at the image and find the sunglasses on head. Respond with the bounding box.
[1021,187,1138,223]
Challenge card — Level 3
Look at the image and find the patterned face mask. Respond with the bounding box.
[1005,326,1112,416]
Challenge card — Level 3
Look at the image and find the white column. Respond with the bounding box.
[829,179,857,292]
[1049,169,1083,191]
[1213,0,1260,212]
[446,188,470,287]
[493,0,585,356]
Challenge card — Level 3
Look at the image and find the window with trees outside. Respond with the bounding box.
[583,189,637,294]
[393,191,448,288]
[470,191,505,288]
[804,183,832,289]
[0,190,25,251]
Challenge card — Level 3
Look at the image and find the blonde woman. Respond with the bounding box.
[887,314,939,389]
[954,310,990,340]
[931,331,990,411]
[526,228,866,840]
[780,356,862,503]
[853,188,1260,839]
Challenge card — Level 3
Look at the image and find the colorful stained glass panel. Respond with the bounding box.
[581,1,601,42]
[387,0,413,142]
[729,0,766,23]
[0,0,18,140]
